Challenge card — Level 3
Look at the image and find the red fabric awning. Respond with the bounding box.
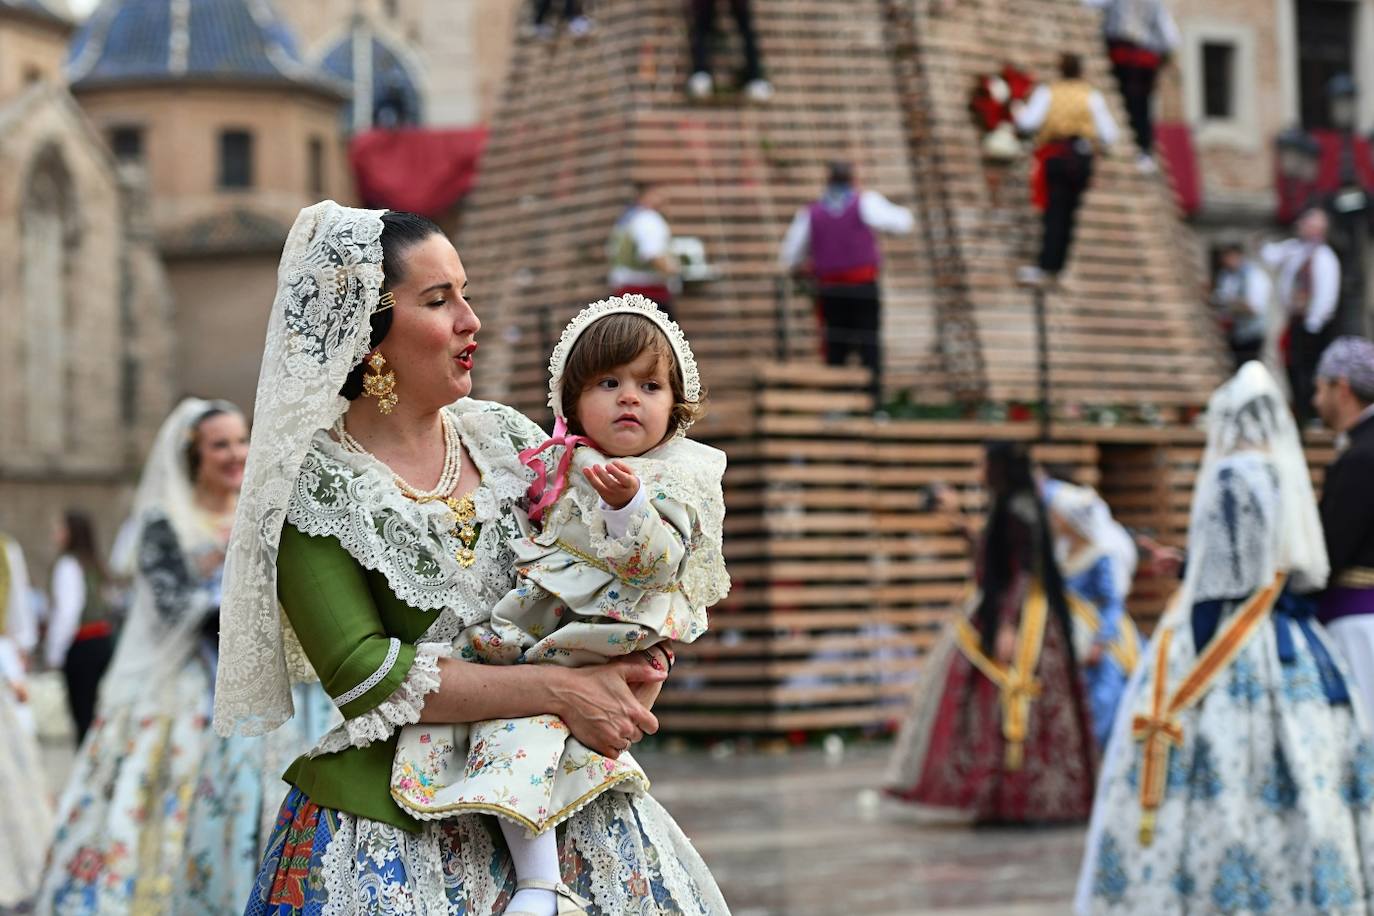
[1154,121,1202,216]
[349,127,489,217]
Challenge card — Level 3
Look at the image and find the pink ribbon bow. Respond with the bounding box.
[519,417,594,524]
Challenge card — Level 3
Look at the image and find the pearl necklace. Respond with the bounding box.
[333,413,480,567]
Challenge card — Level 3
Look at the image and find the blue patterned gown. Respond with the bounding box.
[1077,455,1374,915]
[1066,553,1134,748]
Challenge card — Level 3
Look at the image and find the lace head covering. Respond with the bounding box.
[103,397,240,708]
[1176,362,1328,611]
[546,294,701,434]
[1046,479,1139,596]
[215,201,387,737]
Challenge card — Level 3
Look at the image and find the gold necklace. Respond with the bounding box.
[407,492,479,568]
[333,414,481,567]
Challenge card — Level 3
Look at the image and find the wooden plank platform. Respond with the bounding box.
[454,0,1256,732]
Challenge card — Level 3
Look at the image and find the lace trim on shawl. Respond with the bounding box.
[314,790,728,915]
[309,642,448,755]
[539,443,730,609]
[285,400,534,621]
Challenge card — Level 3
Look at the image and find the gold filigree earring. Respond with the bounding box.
[363,350,398,414]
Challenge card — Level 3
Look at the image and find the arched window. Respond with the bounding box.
[20,147,77,455]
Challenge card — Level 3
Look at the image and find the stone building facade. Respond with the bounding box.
[67,0,355,412]
[1158,0,1374,333]
[1159,0,1374,229]
[0,0,174,572]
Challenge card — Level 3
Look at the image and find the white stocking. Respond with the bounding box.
[499,818,560,916]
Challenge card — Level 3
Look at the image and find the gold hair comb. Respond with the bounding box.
[375,291,396,313]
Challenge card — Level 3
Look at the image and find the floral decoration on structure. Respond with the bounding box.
[969,64,1036,162]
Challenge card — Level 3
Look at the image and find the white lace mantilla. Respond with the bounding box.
[287,401,535,622]
[541,436,730,610]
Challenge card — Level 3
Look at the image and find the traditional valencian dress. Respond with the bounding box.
[885,491,1098,823]
[0,532,51,911]
[391,433,727,831]
[213,203,730,914]
[39,399,337,916]
[1047,480,1141,748]
[1076,363,1374,915]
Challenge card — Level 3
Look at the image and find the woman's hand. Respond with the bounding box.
[632,645,673,709]
[553,654,666,758]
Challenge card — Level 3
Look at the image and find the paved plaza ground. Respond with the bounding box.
[642,743,1082,915]
[39,738,1083,914]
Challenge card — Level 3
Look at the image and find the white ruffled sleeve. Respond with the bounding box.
[311,641,450,755]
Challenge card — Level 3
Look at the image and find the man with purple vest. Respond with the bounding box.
[779,161,914,407]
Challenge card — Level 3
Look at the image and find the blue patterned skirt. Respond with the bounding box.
[245,786,729,915]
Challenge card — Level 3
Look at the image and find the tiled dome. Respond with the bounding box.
[319,29,422,126]
[68,0,343,97]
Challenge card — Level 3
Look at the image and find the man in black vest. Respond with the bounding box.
[1314,336,1374,726]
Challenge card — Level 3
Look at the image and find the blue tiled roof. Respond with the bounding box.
[320,31,422,124]
[68,0,343,97]
[0,0,71,28]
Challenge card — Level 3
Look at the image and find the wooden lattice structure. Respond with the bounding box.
[457,0,1279,731]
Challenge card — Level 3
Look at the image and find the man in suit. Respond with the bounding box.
[1314,336,1374,727]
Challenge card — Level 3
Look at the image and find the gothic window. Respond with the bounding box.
[20,148,76,455]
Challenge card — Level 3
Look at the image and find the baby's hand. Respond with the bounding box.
[584,461,640,509]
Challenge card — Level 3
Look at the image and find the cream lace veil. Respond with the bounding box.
[102,396,239,708]
[1046,480,1139,597]
[214,201,387,737]
[1161,361,1328,627]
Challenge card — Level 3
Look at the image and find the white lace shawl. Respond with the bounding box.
[216,202,388,738]
[540,436,730,610]
[1159,362,1329,629]
[290,399,543,753]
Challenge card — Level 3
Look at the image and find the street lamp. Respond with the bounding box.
[1276,127,1320,182]
[1326,73,1368,336]
[1275,126,1320,225]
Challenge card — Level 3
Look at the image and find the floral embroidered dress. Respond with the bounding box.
[38,399,336,916]
[0,535,50,911]
[1076,364,1374,915]
[885,493,1098,823]
[236,399,730,915]
[0,677,48,910]
[391,436,726,832]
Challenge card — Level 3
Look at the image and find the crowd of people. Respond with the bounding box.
[2,2,1373,913]
[884,338,1374,914]
[1210,208,1344,426]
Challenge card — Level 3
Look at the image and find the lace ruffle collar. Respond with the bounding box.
[285,400,534,616]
